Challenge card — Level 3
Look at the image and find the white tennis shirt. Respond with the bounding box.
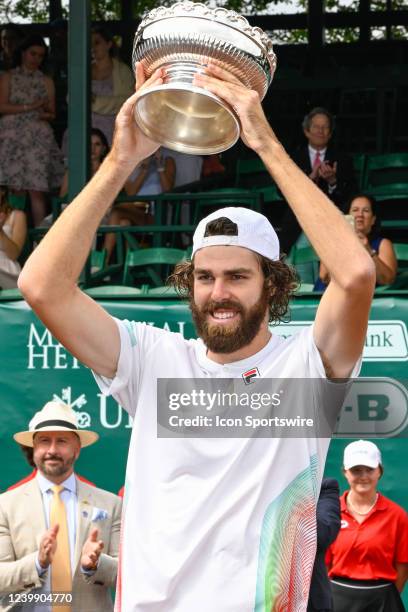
[94,319,359,612]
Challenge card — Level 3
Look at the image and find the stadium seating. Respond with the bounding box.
[363,152,408,201]
[286,243,320,286]
[122,247,186,287]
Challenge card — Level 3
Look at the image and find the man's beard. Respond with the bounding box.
[36,453,76,479]
[190,287,269,354]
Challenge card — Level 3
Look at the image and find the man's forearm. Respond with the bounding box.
[259,140,374,287]
[19,156,134,300]
[0,552,43,593]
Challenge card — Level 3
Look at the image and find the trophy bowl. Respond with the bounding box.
[132,1,277,155]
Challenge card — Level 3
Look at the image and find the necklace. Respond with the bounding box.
[347,492,378,515]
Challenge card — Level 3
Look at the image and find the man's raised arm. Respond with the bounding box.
[195,65,375,378]
[18,65,163,377]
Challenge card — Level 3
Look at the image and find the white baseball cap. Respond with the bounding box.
[343,440,382,470]
[14,401,99,448]
[192,207,280,261]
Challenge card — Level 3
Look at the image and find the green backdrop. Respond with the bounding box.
[0,295,407,602]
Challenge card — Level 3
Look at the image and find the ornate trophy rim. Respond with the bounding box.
[133,0,277,75]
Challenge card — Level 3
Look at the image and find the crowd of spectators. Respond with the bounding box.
[0,22,404,292]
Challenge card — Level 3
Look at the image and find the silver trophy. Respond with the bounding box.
[132,1,277,155]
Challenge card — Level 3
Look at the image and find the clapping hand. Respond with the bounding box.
[318,160,337,186]
[38,525,59,569]
[81,528,104,571]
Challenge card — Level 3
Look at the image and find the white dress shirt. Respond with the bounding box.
[31,472,77,612]
[308,145,336,193]
[308,144,327,167]
[36,471,77,572]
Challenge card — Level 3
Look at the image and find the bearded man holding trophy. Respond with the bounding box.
[18,2,375,611]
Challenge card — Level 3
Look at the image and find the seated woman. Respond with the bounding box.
[0,187,27,289]
[315,194,397,290]
[40,128,110,227]
[60,128,109,198]
[103,148,176,261]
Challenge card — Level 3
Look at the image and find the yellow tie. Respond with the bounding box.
[50,485,72,611]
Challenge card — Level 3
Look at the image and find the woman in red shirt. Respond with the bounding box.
[326,440,408,611]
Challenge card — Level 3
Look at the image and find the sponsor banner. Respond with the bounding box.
[1,297,408,494]
[274,320,408,362]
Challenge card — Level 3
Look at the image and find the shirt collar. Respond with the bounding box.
[37,471,77,495]
[195,333,282,374]
[308,145,327,158]
[341,490,387,514]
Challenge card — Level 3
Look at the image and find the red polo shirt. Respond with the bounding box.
[326,491,408,581]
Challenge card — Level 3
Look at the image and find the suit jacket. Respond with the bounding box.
[0,476,122,612]
[307,478,341,612]
[278,143,357,253]
[291,143,357,211]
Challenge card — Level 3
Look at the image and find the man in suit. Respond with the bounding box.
[307,478,341,612]
[280,107,357,254]
[0,401,121,612]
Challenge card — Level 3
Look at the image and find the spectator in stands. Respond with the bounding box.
[103,147,176,260]
[161,148,204,239]
[162,149,203,189]
[0,186,27,289]
[91,26,134,145]
[326,440,408,611]
[0,35,64,226]
[201,154,225,178]
[0,24,22,73]
[308,478,341,612]
[60,128,110,199]
[0,401,121,610]
[315,194,397,290]
[279,107,357,254]
[39,128,110,229]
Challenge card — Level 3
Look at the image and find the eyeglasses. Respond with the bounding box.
[309,124,331,133]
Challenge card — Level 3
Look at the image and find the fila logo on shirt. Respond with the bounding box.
[341,519,349,529]
[242,367,260,385]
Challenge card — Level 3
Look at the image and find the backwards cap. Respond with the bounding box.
[192,207,280,261]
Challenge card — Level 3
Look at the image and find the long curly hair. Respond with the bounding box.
[168,249,299,326]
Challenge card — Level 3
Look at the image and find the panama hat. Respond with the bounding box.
[13,401,99,448]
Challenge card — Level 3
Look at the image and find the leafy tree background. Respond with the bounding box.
[0,0,406,43]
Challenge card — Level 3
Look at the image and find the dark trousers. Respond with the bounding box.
[330,577,405,612]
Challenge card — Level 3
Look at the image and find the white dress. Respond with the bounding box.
[0,211,21,288]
